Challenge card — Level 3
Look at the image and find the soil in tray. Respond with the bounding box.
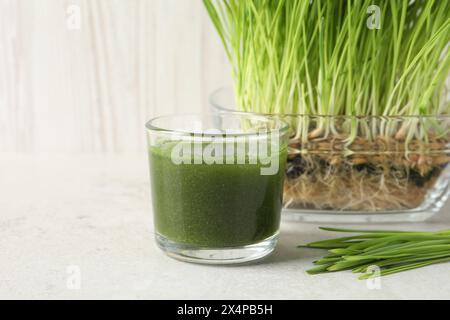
[283,136,449,211]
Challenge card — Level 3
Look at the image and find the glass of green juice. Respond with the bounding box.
[146,113,289,264]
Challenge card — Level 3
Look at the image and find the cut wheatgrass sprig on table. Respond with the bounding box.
[300,227,450,280]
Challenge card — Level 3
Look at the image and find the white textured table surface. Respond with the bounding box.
[1,154,449,300]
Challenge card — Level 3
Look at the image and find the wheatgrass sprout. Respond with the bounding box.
[204,0,450,136]
[301,227,450,279]
[205,0,450,213]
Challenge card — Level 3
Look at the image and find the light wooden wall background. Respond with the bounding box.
[0,0,231,153]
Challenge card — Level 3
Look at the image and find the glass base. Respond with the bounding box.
[282,208,438,223]
[155,233,278,265]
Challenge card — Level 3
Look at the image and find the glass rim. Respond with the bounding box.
[145,112,290,138]
[210,86,450,119]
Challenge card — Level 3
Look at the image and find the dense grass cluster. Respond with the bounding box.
[204,0,450,117]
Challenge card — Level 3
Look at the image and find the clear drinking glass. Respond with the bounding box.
[146,113,289,264]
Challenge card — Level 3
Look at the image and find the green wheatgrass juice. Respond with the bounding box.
[149,141,287,248]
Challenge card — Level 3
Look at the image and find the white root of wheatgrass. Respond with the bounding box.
[283,150,445,212]
[285,176,432,211]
